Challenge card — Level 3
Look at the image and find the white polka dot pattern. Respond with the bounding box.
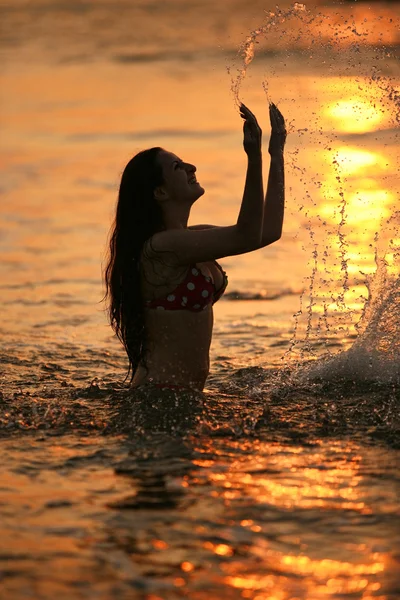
[144,262,227,311]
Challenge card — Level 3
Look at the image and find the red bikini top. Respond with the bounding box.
[145,262,228,312]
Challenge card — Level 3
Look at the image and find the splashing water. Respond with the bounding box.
[231,2,307,105]
[230,2,400,381]
[306,210,400,385]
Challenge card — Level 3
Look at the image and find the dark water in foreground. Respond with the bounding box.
[1,356,399,599]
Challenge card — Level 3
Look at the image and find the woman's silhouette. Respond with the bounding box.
[104,103,286,391]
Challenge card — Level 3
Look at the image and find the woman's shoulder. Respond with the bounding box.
[140,238,192,298]
[141,236,194,271]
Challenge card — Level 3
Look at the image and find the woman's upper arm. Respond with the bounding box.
[188,224,216,230]
[148,225,259,265]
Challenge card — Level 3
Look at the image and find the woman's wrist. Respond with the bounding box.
[270,151,284,163]
[247,152,262,165]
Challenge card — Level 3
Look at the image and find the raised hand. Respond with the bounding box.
[240,103,262,160]
[268,103,286,157]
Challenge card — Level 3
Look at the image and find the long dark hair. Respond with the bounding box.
[104,147,165,381]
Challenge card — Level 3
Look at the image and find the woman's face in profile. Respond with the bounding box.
[157,150,205,204]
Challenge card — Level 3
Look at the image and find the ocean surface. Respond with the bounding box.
[0,1,399,598]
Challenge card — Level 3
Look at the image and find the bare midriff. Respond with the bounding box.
[131,305,214,391]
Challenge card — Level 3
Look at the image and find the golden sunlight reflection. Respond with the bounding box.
[316,4,399,48]
[345,189,393,224]
[223,552,385,598]
[194,441,391,600]
[301,133,396,320]
[208,450,367,511]
[319,188,392,224]
[203,542,234,557]
[333,147,388,176]
[326,97,384,134]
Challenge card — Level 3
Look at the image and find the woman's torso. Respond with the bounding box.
[132,253,227,390]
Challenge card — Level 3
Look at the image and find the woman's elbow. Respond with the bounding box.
[261,231,282,247]
[235,227,263,252]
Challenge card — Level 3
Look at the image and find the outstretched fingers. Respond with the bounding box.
[240,103,257,122]
[240,103,262,158]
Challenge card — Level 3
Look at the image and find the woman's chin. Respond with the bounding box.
[187,183,205,203]
[195,184,205,198]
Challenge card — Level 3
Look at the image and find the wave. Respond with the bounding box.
[0,278,100,290]
[224,288,301,301]
[111,48,304,65]
[112,51,198,64]
[339,126,400,142]
[66,129,233,143]
[303,276,400,385]
[2,1,398,68]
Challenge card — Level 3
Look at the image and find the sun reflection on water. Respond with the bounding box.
[288,70,399,350]
[333,147,389,175]
[223,554,385,599]
[326,97,385,134]
[191,439,391,600]
[319,185,392,226]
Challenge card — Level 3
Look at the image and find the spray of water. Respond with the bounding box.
[230,2,399,381]
[231,2,307,106]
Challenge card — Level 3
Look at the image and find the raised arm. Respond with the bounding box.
[236,104,264,245]
[147,104,264,265]
[260,103,286,246]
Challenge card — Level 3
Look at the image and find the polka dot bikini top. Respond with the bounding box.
[145,262,228,312]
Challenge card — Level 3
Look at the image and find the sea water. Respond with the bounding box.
[0,1,399,598]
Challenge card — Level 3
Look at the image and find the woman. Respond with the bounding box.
[105,103,286,391]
